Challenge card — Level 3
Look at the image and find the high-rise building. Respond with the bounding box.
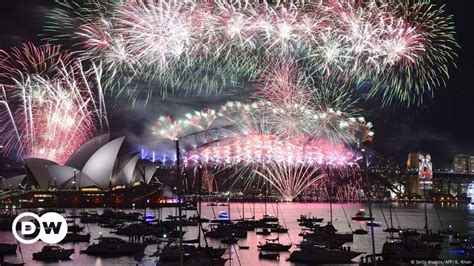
[418,154,433,192]
[406,152,433,196]
[453,154,474,173]
[406,152,421,195]
[407,152,420,172]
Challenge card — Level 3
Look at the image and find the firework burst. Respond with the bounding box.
[255,161,324,202]
[0,61,108,163]
[0,43,75,87]
[44,0,457,106]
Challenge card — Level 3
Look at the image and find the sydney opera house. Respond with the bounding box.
[0,135,176,208]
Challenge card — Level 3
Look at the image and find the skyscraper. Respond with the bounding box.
[453,154,474,173]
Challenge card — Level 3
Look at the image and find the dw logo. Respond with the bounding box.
[12,212,68,244]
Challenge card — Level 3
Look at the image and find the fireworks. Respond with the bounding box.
[152,116,185,141]
[255,162,324,202]
[184,133,358,167]
[0,61,108,164]
[43,0,457,105]
[152,94,370,199]
[0,43,75,87]
[0,0,457,200]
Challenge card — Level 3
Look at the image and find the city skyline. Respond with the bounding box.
[0,0,472,168]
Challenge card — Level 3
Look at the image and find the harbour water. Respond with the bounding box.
[1,202,473,265]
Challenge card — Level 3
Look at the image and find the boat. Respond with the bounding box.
[0,243,17,255]
[398,229,420,238]
[166,214,186,220]
[158,248,228,266]
[183,245,226,258]
[297,214,324,223]
[68,224,85,233]
[271,225,289,233]
[260,214,278,223]
[188,214,210,223]
[80,214,102,223]
[383,227,400,233]
[259,251,280,260]
[256,228,271,235]
[32,245,74,261]
[288,246,362,264]
[182,238,200,244]
[61,232,91,243]
[99,220,122,228]
[298,238,346,250]
[353,228,369,235]
[301,224,353,243]
[258,241,291,251]
[158,244,191,263]
[351,209,374,221]
[382,238,442,262]
[203,223,247,238]
[81,237,147,256]
[236,219,259,231]
[181,203,197,211]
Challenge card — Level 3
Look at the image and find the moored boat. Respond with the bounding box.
[288,246,362,263]
[353,228,369,235]
[258,240,291,252]
[61,232,91,243]
[271,225,289,233]
[256,228,271,235]
[351,209,374,221]
[32,245,74,261]
[259,251,279,260]
[382,238,442,262]
[297,214,324,223]
[81,237,147,256]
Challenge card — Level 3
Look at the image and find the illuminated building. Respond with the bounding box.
[406,152,421,195]
[4,135,159,191]
[468,182,474,203]
[453,154,474,173]
[418,154,433,193]
[406,152,433,196]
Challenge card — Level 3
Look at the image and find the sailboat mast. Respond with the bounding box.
[242,199,245,220]
[253,200,256,219]
[228,196,231,221]
[329,187,333,224]
[363,148,376,264]
[276,200,279,219]
[423,179,428,233]
[265,181,268,215]
[198,166,203,246]
[389,202,393,229]
[175,139,183,265]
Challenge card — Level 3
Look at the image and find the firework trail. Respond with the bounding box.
[183,109,217,131]
[0,61,108,164]
[255,161,324,202]
[0,43,75,87]
[43,0,457,106]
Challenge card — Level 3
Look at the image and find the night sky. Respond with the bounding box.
[0,0,473,169]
